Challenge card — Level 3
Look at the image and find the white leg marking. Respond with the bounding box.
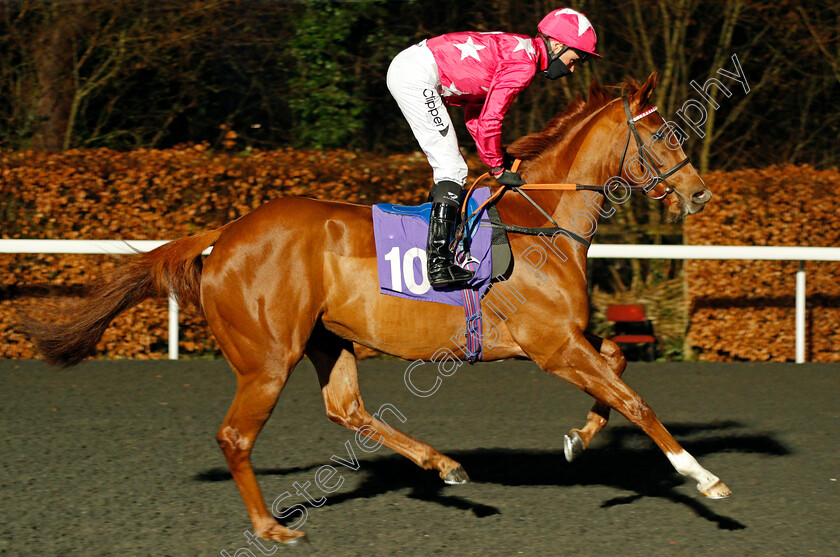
[219,425,251,451]
[666,450,720,493]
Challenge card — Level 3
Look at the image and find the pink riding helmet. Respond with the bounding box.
[538,8,602,58]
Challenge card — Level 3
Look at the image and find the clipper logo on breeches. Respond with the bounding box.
[423,89,450,137]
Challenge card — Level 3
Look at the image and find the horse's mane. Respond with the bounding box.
[507,78,647,161]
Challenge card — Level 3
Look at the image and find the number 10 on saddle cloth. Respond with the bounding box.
[371,187,494,307]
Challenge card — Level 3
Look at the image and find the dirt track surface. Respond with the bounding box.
[1,359,838,556]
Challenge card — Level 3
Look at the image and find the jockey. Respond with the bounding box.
[387,8,600,287]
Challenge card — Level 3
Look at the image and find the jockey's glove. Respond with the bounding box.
[491,167,526,187]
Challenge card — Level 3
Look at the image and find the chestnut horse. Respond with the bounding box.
[24,74,728,544]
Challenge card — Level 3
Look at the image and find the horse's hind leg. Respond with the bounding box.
[306,323,469,484]
[205,291,312,543]
[215,357,309,544]
[564,334,627,462]
[539,331,731,499]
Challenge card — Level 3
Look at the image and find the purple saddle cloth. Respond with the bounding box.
[372,188,493,306]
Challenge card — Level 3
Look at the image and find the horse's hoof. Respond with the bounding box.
[564,431,584,462]
[699,480,732,499]
[285,534,310,546]
[257,525,308,545]
[443,466,470,485]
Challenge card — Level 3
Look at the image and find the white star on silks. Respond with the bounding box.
[442,82,466,96]
[453,37,486,61]
[512,36,536,59]
[556,8,594,37]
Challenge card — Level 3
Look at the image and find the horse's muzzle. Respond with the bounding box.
[692,189,713,204]
[680,188,713,216]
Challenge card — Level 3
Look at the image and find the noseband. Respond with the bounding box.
[619,97,691,200]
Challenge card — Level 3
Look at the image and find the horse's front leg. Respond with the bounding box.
[538,331,731,499]
[563,334,627,462]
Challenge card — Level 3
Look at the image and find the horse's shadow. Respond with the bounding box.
[195,420,789,531]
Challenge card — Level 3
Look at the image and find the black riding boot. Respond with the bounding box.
[427,201,474,287]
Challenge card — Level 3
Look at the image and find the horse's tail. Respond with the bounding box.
[21,225,230,368]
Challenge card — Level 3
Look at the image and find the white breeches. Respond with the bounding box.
[387,41,468,186]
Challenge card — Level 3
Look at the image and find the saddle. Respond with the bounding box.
[376,176,592,283]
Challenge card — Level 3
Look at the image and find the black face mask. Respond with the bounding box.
[544,57,573,80]
[542,39,573,80]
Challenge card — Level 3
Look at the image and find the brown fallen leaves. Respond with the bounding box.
[685,165,840,362]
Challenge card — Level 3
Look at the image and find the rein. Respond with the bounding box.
[460,97,691,241]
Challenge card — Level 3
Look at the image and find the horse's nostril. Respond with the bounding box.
[692,189,712,203]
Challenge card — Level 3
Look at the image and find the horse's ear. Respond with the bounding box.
[632,72,659,106]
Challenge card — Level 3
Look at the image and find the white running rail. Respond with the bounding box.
[3,240,838,363]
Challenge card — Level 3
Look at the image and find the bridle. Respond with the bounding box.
[619,97,691,200]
